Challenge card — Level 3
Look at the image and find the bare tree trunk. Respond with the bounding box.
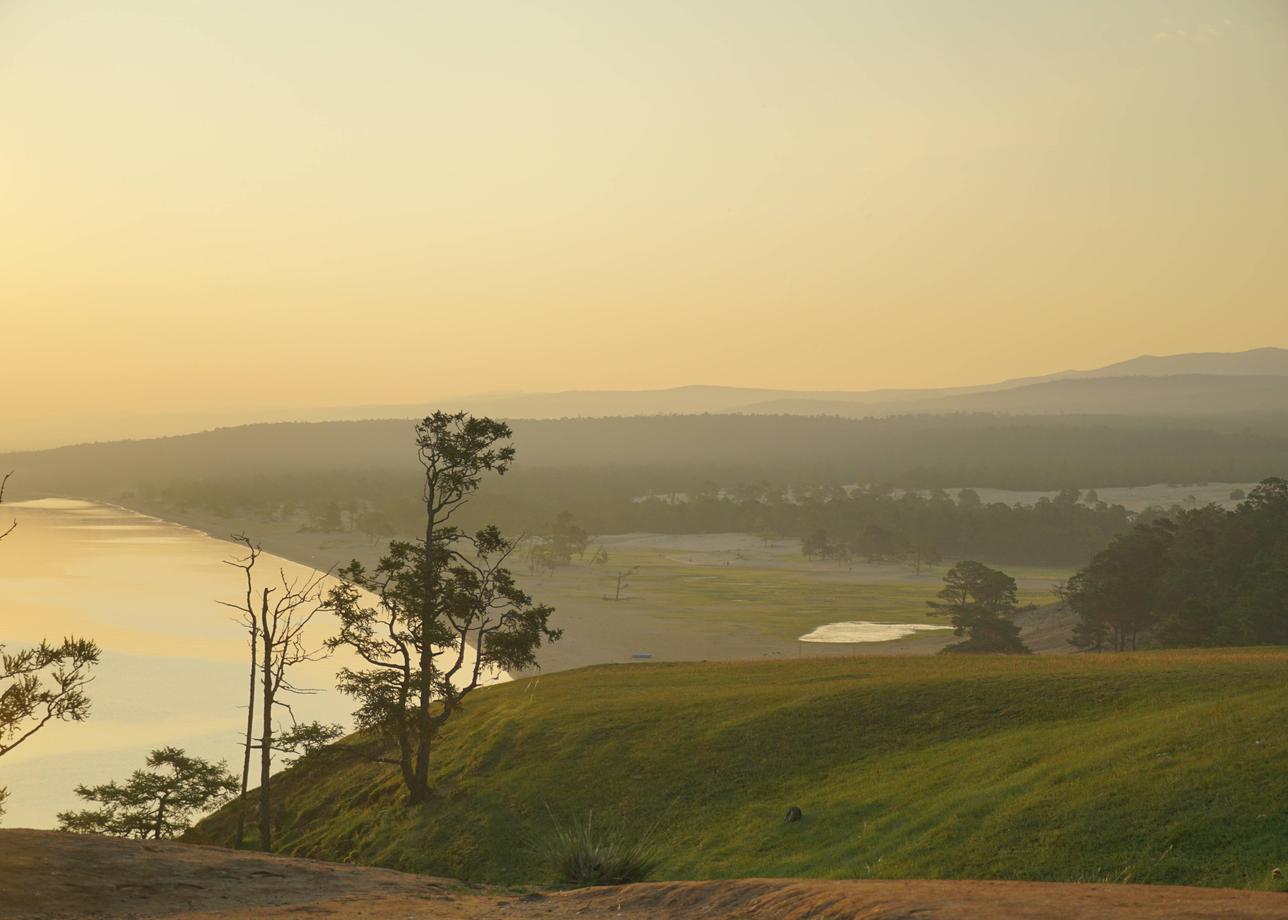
[223,536,261,848]
[410,483,436,804]
[412,650,432,802]
[259,609,274,850]
[223,536,329,846]
[235,625,257,848]
[153,794,168,840]
[398,730,417,800]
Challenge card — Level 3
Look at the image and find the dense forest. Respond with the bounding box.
[1063,479,1288,649]
[135,473,1154,568]
[5,412,1288,496]
[6,412,1283,569]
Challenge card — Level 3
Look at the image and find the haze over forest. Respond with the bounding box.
[5,3,1288,917]
[4,346,1288,451]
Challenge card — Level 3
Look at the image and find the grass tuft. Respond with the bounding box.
[533,807,659,887]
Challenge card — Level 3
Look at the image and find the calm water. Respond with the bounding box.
[0,499,491,829]
[798,621,947,642]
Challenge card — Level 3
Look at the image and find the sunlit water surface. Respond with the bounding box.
[0,499,498,829]
[799,621,946,642]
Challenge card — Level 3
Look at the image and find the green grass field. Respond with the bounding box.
[528,546,1065,642]
[193,650,1288,890]
[126,507,1068,654]
[634,563,1062,640]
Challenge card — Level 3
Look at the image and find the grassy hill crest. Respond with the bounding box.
[192,651,1288,891]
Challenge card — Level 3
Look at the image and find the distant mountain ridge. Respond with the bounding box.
[1076,348,1288,378]
[447,348,1288,420]
[736,375,1288,418]
[3,348,1286,451]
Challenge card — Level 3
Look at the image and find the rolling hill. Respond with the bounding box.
[191,650,1288,891]
[439,349,1288,420]
[5,412,1288,499]
[777,375,1288,418]
[5,348,1287,452]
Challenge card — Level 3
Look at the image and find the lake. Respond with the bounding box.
[0,499,492,829]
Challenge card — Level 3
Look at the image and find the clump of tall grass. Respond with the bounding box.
[533,806,659,887]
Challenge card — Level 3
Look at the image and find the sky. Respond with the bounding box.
[2,0,1287,432]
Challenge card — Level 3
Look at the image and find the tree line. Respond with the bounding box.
[633,485,1140,568]
[135,474,1154,569]
[1061,478,1288,650]
[9,411,1288,503]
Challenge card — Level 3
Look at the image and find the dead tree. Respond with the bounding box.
[0,473,16,544]
[219,536,261,849]
[221,536,331,850]
[604,566,638,601]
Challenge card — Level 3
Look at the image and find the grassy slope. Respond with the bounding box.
[552,550,1063,641]
[192,651,1288,891]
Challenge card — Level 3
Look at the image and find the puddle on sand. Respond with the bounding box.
[799,621,946,643]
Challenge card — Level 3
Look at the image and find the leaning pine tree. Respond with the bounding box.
[326,412,559,804]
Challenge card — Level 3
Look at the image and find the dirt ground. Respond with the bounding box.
[4,830,1286,920]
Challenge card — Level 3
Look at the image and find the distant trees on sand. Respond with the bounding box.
[529,510,590,573]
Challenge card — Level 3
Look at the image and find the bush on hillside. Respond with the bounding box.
[534,809,658,887]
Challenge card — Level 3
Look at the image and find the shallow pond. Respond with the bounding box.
[798,620,946,643]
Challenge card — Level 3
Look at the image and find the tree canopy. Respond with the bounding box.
[927,561,1031,654]
[529,510,590,573]
[326,413,559,804]
[1062,478,1288,650]
[57,747,237,839]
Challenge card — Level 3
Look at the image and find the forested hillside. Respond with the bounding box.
[6,413,1287,495]
[1063,478,1288,649]
[7,413,1283,568]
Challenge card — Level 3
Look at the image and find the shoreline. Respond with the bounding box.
[13,492,1073,669]
[63,499,1074,668]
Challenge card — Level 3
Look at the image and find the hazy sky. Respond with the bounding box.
[3,0,1286,424]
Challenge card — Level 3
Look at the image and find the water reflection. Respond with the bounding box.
[0,499,499,828]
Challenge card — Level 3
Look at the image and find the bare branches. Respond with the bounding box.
[219,534,263,628]
[266,563,332,698]
[0,472,17,543]
[221,534,333,850]
[0,638,101,758]
[222,534,262,849]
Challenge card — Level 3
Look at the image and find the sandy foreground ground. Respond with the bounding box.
[4,830,1286,920]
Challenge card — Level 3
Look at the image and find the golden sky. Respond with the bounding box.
[2,1,1286,426]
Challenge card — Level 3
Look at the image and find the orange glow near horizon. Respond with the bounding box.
[2,1,1286,426]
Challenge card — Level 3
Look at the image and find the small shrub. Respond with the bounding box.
[534,808,659,887]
